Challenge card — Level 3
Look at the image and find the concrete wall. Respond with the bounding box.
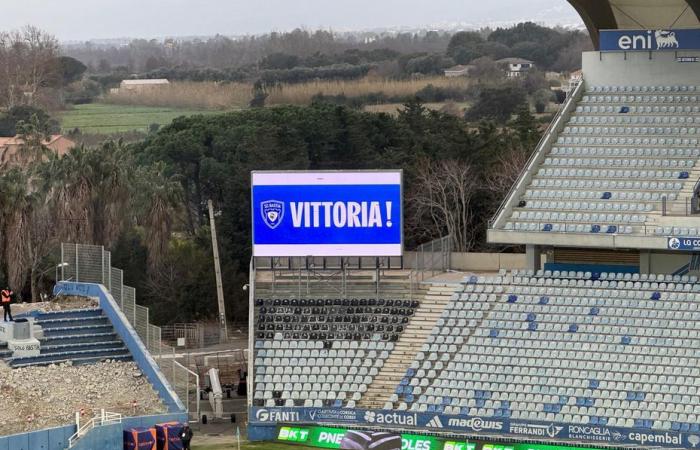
[0,413,188,450]
[450,252,528,272]
[0,424,74,450]
[582,50,700,86]
[404,251,529,271]
[54,281,185,413]
[643,250,694,275]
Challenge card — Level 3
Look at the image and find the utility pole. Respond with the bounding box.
[208,199,228,343]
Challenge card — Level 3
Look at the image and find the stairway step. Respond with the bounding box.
[41,340,124,354]
[42,324,114,337]
[11,353,132,368]
[41,332,119,346]
[29,308,103,321]
[39,316,110,329]
[9,346,129,367]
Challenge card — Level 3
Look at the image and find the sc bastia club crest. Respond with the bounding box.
[261,200,284,229]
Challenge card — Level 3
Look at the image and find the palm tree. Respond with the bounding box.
[133,163,182,273]
[0,169,36,292]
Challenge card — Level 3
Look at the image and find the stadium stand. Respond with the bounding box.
[7,308,130,368]
[391,270,700,433]
[497,85,700,237]
[252,295,419,408]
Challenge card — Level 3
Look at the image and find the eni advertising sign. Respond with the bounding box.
[600,28,700,52]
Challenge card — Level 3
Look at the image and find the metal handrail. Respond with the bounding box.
[488,77,585,229]
[68,410,122,448]
[172,359,201,422]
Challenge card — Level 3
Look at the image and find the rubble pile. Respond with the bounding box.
[12,295,99,316]
[0,360,165,436]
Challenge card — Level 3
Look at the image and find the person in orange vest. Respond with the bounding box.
[1,287,12,322]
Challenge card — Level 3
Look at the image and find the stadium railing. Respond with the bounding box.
[489,77,585,230]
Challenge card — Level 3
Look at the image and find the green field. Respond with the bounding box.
[59,103,224,134]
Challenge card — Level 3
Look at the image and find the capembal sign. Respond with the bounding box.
[251,171,403,257]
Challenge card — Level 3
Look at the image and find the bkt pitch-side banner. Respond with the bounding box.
[251,171,402,257]
[600,28,700,51]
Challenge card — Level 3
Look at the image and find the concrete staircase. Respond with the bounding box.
[6,308,130,368]
[357,282,457,410]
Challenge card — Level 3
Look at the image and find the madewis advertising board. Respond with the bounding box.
[251,171,402,257]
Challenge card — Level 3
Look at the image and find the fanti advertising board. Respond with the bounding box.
[251,171,402,257]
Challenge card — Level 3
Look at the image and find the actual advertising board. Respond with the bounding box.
[251,171,402,257]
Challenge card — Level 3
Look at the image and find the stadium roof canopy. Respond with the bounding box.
[567,0,700,49]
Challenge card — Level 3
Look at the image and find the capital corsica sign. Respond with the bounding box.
[251,171,402,257]
[600,28,700,52]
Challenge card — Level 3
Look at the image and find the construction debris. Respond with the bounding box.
[0,360,165,436]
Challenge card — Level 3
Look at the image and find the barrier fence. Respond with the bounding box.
[414,235,452,280]
[59,243,199,421]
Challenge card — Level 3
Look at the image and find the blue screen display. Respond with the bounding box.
[251,173,402,256]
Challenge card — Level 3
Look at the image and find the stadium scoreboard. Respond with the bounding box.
[251,170,403,257]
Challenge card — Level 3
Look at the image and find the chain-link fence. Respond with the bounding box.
[59,243,199,421]
[414,235,452,280]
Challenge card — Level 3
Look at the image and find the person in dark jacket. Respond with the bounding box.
[180,424,193,450]
[1,287,12,322]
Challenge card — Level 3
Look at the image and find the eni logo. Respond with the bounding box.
[617,30,679,50]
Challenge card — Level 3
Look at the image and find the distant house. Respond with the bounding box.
[119,79,170,92]
[564,69,583,95]
[495,58,535,77]
[0,135,75,167]
[444,64,475,77]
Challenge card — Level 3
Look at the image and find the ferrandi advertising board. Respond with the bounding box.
[251,171,402,257]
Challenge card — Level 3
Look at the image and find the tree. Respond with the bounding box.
[0,26,60,108]
[446,31,485,58]
[55,56,87,86]
[0,105,59,137]
[466,85,527,123]
[408,158,480,252]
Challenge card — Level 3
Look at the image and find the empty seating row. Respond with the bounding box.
[577,105,700,114]
[589,86,697,93]
[551,146,700,157]
[521,201,653,212]
[533,178,684,189]
[570,115,700,125]
[557,136,698,146]
[544,157,694,168]
[581,95,699,103]
[563,126,699,135]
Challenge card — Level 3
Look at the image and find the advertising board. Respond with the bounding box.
[600,28,700,52]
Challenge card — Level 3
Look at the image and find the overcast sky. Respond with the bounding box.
[4,0,582,41]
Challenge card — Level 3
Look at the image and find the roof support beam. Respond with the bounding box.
[566,0,619,50]
[687,0,700,22]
